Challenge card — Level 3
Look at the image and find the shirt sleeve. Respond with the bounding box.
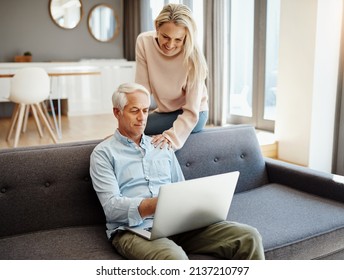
[90,148,144,227]
[170,149,185,183]
[135,34,152,94]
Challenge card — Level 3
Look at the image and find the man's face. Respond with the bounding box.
[114,91,150,142]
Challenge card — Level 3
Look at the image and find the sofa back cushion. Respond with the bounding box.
[0,140,104,238]
[176,125,269,193]
[0,125,268,238]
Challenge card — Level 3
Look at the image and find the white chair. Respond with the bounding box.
[6,67,57,147]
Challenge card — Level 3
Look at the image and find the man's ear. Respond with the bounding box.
[113,108,121,118]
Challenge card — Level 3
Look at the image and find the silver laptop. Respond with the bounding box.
[124,171,239,240]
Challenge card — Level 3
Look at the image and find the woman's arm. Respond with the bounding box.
[162,82,205,149]
[135,34,152,93]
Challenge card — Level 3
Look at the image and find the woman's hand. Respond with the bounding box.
[151,134,172,150]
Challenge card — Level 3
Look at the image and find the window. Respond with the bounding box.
[264,0,280,122]
[226,0,280,131]
[227,0,254,118]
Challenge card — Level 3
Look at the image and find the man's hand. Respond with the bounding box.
[138,197,158,218]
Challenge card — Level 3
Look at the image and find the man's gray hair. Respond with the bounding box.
[112,82,151,110]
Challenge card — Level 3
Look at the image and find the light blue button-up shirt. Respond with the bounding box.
[90,130,185,239]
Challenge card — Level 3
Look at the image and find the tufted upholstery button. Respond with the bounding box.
[214,157,219,162]
[45,182,51,187]
[240,154,246,159]
[1,187,6,193]
[186,162,191,167]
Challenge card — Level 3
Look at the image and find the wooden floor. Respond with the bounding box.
[0,113,277,158]
[0,114,117,149]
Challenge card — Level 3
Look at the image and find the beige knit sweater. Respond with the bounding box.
[135,31,208,149]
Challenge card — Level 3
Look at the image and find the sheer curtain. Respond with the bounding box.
[334,10,344,175]
[332,2,344,175]
[123,0,141,61]
[204,0,227,126]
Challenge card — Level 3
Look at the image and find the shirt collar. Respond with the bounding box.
[114,129,150,149]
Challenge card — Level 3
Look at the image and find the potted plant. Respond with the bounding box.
[15,51,32,62]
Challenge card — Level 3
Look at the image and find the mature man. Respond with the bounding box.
[89,82,265,260]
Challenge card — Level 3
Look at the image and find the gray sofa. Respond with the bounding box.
[1,125,344,260]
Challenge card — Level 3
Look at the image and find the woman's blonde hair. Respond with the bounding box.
[154,3,208,88]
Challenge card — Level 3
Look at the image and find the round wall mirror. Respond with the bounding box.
[49,0,83,29]
[88,4,119,42]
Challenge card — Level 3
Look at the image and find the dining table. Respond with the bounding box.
[0,69,101,139]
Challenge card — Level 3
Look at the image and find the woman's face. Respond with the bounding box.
[156,22,186,56]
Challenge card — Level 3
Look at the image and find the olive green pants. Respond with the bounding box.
[112,221,265,260]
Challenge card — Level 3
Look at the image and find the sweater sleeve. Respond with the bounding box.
[135,34,152,94]
[163,82,203,150]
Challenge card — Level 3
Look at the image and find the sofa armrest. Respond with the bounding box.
[265,157,344,203]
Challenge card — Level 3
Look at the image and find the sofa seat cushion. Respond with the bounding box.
[228,183,344,260]
[0,225,221,260]
[0,225,123,260]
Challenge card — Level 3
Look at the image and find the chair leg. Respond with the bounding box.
[31,104,44,138]
[13,104,26,148]
[6,103,20,141]
[22,105,30,133]
[34,103,58,144]
[41,101,55,132]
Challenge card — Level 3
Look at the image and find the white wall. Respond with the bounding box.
[309,0,343,171]
[275,0,342,172]
[275,0,317,167]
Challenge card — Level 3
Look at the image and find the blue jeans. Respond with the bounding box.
[144,110,208,135]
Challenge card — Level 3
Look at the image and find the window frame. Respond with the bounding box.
[226,0,275,132]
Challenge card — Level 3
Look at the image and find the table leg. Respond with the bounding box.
[49,77,62,139]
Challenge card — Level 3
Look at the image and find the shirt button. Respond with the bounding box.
[145,176,150,181]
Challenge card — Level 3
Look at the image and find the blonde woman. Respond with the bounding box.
[135,3,208,150]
